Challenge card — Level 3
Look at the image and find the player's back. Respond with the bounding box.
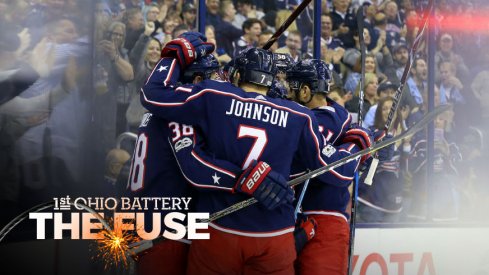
[190,80,317,235]
[126,113,194,214]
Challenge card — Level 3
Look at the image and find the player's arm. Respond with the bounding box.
[140,32,214,125]
[171,124,293,210]
[168,124,241,192]
[297,114,370,187]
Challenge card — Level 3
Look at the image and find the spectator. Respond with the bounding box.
[330,0,356,48]
[144,3,163,37]
[406,111,461,222]
[384,42,418,108]
[438,60,465,105]
[126,37,162,131]
[216,0,242,56]
[345,72,379,117]
[411,57,428,95]
[258,30,278,53]
[358,97,404,223]
[435,32,469,82]
[362,81,398,129]
[181,3,197,30]
[206,25,232,64]
[327,85,348,107]
[206,0,221,28]
[96,21,134,151]
[303,13,344,59]
[383,0,407,48]
[343,28,393,74]
[233,0,264,29]
[344,53,386,95]
[232,18,262,57]
[123,8,145,53]
[275,30,302,62]
[172,24,190,39]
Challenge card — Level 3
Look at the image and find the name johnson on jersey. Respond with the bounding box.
[225,98,289,128]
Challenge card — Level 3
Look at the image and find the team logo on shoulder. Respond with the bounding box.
[140,113,153,127]
[174,137,193,152]
[322,144,336,157]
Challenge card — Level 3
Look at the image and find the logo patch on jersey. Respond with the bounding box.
[322,144,336,157]
[174,137,193,152]
[140,113,153,127]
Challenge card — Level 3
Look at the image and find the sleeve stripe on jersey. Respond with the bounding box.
[169,141,234,192]
[163,59,177,86]
[176,86,192,93]
[332,113,352,144]
[141,87,352,181]
[191,150,236,178]
[145,57,171,85]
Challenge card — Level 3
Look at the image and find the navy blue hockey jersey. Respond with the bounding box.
[140,57,364,236]
[295,99,356,220]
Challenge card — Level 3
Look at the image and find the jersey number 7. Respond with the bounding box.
[238,125,268,169]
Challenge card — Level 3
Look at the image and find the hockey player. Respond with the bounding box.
[140,32,371,274]
[285,59,371,275]
[129,55,260,275]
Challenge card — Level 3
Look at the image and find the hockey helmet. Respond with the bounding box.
[286,59,331,94]
[267,80,288,99]
[272,53,294,75]
[182,54,220,83]
[231,47,275,87]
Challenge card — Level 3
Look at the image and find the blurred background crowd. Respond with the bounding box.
[1,0,489,228]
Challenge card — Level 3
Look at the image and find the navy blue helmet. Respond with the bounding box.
[231,47,275,87]
[286,59,331,94]
[182,54,220,83]
[272,53,294,75]
[267,80,288,99]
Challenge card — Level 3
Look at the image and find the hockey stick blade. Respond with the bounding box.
[262,0,312,50]
[129,105,450,254]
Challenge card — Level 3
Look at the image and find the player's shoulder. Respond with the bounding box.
[192,79,243,95]
[314,99,350,120]
[138,112,168,131]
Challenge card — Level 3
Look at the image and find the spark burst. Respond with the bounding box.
[94,218,140,269]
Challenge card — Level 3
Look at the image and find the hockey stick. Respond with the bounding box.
[293,178,310,220]
[348,5,367,275]
[128,104,450,254]
[262,0,312,50]
[363,0,434,185]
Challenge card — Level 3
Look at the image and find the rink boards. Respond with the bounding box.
[352,226,489,275]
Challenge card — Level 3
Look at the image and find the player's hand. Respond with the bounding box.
[294,214,318,253]
[160,31,215,68]
[234,160,294,210]
[342,125,373,164]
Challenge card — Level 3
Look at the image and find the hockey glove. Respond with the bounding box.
[234,160,294,210]
[342,125,373,164]
[294,214,318,254]
[161,32,215,68]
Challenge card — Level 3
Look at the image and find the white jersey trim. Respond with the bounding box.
[209,222,294,237]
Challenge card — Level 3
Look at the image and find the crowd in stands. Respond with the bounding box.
[1,0,489,226]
